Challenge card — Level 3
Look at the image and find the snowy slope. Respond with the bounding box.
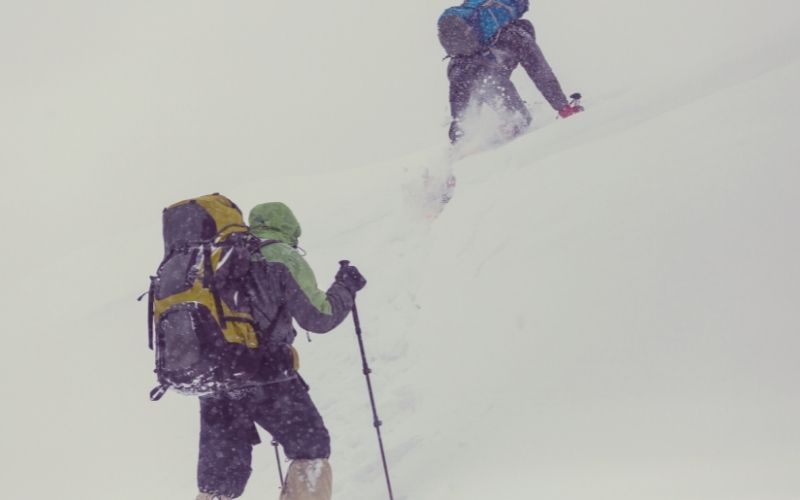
[2,1,800,499]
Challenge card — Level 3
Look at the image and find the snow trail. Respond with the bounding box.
[2,1,800,499]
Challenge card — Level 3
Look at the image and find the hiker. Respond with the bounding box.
[440,1,583,143]
[196,202,367,500]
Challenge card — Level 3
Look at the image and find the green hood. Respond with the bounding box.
[248,202,302,247]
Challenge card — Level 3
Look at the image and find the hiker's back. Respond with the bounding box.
[438,0,529,57]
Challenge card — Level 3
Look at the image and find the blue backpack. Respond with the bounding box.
[438,0,529,57]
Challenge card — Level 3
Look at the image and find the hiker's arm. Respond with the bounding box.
[280,256,354,334]
[512,20,568,111]
[283,278,354,333]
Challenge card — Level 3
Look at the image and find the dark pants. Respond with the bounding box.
[448,57,532,142]
[447,19,568,143]
[197,377,330,498]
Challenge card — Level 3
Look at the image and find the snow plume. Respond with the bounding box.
[453,90,531,151]
[400,147,456,219]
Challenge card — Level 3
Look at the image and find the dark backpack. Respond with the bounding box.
[438,0,529,57]
[146,194,267,400]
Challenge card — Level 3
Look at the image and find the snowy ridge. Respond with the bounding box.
[2,1,800,499]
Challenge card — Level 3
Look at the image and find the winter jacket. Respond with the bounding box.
[245,202,354,383]
[448,19,568,118]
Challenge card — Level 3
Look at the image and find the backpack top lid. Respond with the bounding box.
[162,193,248,253]
[438,0,530,56]
[438,7,483,57]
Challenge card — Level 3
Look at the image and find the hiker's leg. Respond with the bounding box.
[250,377,330,460]
[249,377,332,500]
[197,394,261,499]
[447,57,482,142]
[484,73,532,136]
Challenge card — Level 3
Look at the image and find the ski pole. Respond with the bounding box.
[272,439,285,490]
[339,261,395,500]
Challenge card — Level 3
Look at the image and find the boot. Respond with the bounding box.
[196,493,232,500]
[279,459,332,500]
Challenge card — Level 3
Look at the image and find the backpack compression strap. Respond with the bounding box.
[149,240,286,402]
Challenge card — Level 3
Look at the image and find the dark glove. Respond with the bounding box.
[336,261,367,295]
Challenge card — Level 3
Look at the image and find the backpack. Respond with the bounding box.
[145,193,267,400]
[438,0,529,57]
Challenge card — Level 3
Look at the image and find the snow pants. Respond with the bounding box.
[447,19,568,143]
[197,377,331,499]
[447,54,531,142]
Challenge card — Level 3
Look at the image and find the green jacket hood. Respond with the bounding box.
[248,202,302,247]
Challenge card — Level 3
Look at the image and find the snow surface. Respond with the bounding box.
[2,1,800,499]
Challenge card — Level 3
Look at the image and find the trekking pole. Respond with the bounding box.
[339,261,395,500]
[272,440,286,490]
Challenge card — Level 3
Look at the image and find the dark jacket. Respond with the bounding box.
[448,19,568,126]
[244,202,354,382]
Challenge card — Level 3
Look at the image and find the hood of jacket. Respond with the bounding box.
[248,202,302,247]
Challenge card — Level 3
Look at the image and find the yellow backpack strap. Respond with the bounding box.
[201,243,228,329]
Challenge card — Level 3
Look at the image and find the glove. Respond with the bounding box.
[335,262,367,295]
[558,104,584,118]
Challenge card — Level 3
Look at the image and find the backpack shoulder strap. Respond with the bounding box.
[259,239,281,249]
[248,238,283,261]
[245,239,289,345]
